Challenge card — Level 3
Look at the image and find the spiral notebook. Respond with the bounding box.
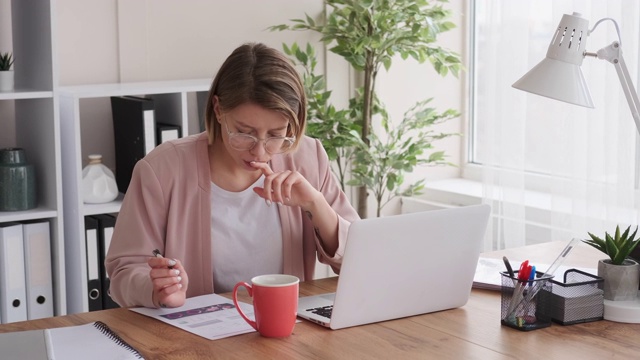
[0,321,144,359]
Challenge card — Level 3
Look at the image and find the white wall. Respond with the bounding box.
[377,1,466,182]
[56,0,328,85]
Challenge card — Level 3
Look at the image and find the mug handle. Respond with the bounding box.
[233,281,257,331]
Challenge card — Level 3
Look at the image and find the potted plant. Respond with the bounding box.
[583,225,640,301]
[0,51,14,92]
[270,0,462,217]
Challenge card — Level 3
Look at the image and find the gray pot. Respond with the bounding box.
[0,70,14,92]
[597,259,640,301]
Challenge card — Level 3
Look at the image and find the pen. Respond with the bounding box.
[502,256,515,277]
[152,249,174,269]
[540,238,580,278]
[506,260,531,317]
[528,265,536,286]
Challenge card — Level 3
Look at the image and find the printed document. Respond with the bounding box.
[130,293,255,340]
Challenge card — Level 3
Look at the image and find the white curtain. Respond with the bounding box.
[473,0,640,250]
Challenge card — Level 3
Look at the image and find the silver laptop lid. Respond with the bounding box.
[329,204,490,329]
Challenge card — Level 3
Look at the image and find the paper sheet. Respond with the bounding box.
[130,293,256,340]
[473,257,597,291]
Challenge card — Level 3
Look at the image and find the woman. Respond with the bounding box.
[105,42,359,308]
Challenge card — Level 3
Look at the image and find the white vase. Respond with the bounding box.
[0,70,14,92]
[82,154,119,204]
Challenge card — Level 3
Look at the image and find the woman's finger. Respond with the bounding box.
[281,171,301,202]
[251,162,274,203]
[270,170,292,203]
[152,275,182,290]
[249,161,274,175]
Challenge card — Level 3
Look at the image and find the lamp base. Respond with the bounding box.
[603,291,640,323]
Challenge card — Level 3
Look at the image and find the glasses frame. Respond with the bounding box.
[223,120,296,154]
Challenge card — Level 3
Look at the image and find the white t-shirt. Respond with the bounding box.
[210,175,283,293]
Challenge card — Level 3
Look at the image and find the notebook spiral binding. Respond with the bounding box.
[93,321,144,359]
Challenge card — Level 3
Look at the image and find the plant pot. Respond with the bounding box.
[597,259,640,301]
[0,70,14,92]
[630,247,640,290]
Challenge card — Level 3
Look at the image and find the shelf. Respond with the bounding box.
[60,79,210,314]
[83,195,124,216]
[59,78,211,98]
[0,89,54,100]
[0,0,66,322]
[0,207,58,223]
[4,1,212,317]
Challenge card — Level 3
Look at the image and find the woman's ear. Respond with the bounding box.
[212,95,221,123]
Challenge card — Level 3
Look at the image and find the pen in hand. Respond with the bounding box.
[152,248,174,269]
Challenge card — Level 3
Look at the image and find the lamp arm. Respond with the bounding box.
[593,41,640,136]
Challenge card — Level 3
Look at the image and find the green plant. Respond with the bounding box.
[583,225,640,265]
[282,43,358,191]
[0,52,14,71]
[348,98,458,217]
[271,0,462,217]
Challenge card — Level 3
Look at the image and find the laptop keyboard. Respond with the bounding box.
[309,305,333,319]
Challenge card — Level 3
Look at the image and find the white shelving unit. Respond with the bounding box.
[0,0,66,317]
[58,79,211,313]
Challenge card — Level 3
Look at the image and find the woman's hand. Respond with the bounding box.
[250,161,340,256]
[148,256,189,308]
[250,161,322,210]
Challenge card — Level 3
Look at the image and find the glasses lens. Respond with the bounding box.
[229,134,257,151]
[265,138,294,154]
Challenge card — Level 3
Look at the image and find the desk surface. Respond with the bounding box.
[1,241,639,359]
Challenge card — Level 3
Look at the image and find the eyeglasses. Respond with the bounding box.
[223,121,295,154]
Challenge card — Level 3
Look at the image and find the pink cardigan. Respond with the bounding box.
[105,132,359,308]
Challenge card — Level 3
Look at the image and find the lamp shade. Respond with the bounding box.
[512,12,595,108]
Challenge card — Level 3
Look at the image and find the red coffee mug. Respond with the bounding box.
[233,274,299,338]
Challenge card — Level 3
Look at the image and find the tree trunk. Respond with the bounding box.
[356,53,376,218]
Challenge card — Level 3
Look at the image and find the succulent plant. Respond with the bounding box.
[584,225,640,265]
[0,52,14,71]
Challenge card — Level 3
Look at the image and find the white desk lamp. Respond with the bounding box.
[512,12,640,136]
[513,12,640,323]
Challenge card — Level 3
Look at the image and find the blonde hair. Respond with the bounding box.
[204,43,307,151]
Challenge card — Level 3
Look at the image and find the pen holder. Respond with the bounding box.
[500,271,553,331]
[539,269,604,325]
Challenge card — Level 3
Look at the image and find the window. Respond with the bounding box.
[465,0,640,249]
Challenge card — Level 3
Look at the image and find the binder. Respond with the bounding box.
[0,222,28,323]
[111,95,156,193]
[84,216,103,311]
[22,220,54,320]
[93,214,120,309]
[156,122,182,145]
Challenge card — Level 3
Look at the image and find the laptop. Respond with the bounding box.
[297,204,491,329]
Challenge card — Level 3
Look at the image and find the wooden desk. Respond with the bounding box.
[1,242,639,359]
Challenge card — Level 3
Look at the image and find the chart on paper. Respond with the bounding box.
[130,294,256,340]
